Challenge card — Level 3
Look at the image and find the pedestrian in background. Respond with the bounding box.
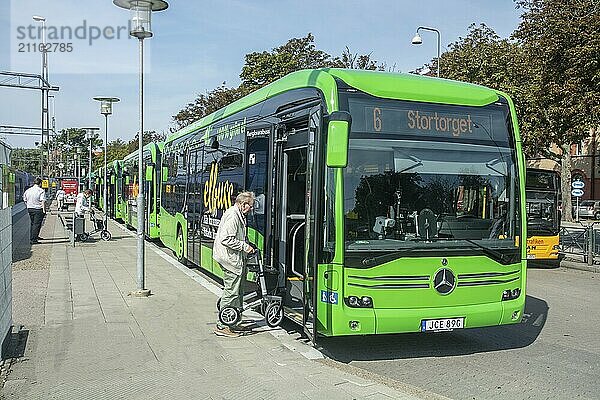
[23,177,46,245]
[213,191,256,338]
[55,186,66,210]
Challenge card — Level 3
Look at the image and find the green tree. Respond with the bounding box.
[173,33,385,129]
[513,0,600,221]
[126,131,167,153]
[11,148,43,175]
[332,46,385,71]
[240,33,336,91]
[45,128,102,176]
[172,85,247,130]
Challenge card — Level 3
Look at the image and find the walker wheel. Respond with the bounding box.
[216,298,221,311]
[78,233,89,242]
[218,306,241,327]
[265,303,283,328]
[100,231,111,241]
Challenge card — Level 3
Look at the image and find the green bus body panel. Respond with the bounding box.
[166,69,340,144]
[325,69,500,106]
[316,257,525,336]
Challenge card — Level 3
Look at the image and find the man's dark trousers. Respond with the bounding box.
[28,208,44,242]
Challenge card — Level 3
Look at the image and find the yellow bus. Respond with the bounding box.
[526,168,560,264]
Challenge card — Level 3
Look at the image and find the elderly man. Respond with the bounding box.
[23,177,47,245]
[213,191,255,338]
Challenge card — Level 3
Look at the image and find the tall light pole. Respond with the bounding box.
[411,26,441,77]
[49,94,56,174]
[93,97,120,234]
[75,148,81,190]
[33,15,50,175]
[114,0,168,297]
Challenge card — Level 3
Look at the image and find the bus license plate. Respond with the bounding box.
[421,317,464,332]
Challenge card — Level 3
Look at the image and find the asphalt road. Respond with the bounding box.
[318,266,600,400]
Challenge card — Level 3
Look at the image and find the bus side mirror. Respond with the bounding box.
[326,111,351,168]
[145,166,153,181]
[162,166,168,182]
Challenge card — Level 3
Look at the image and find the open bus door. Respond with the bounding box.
[271,104,321,342]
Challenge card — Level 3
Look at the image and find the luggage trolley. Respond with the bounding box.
[217,249,283,328]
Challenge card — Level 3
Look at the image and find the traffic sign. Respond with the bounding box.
[571,188,584,197]
[572,180,585,189]
[41,179,49,189]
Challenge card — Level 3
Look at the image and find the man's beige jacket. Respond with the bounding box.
[213,205,247,274]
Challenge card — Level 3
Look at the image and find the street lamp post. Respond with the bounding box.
[114,0,169,297]
[33,15,50,175]
[75,148,81,190]
[49,94,56,174]
[411,26,441,77]
[93,97,120,236]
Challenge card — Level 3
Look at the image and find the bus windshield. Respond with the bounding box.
[342,95,520,263]
[526,169,560,236]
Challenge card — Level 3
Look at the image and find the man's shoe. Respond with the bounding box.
[214,326,240,338]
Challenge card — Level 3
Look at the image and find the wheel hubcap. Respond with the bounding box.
[221,308,237,324]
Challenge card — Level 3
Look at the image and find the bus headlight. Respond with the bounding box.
[502,288,521,301]
[345,296,373,308]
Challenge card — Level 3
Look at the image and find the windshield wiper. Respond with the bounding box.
[459,238,514,264]
[359,248,418,267]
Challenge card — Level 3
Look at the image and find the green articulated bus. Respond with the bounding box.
[159,68,526,339]
[121,142,163,239]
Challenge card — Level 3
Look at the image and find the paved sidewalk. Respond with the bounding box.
[2,209,430,400]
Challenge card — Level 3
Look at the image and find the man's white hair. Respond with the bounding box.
[235,191,255,205]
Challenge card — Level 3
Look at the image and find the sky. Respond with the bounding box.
[0,0,524,149]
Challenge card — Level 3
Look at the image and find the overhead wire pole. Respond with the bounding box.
[33,16,50,176]
[0,71,59,171]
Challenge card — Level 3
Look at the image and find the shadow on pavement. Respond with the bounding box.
[12,208,32,263]
[2,327,29,360]
[527,259,561,269]
[316,295,549,363]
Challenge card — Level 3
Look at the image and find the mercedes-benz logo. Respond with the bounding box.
[433,268,456,295]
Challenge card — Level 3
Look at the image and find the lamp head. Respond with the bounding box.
[93,97,120,116]
[411,33,423,45]
[32,15,46,22]
[113,0,169,39]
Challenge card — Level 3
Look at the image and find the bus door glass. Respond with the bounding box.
[302,106,322,339]
[188,148,203,266]
[273,104,321,336]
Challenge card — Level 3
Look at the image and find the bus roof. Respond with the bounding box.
[166,68,502,145]
[122,141,162,163]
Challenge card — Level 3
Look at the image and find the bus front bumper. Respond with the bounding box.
[327,298,524,336]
